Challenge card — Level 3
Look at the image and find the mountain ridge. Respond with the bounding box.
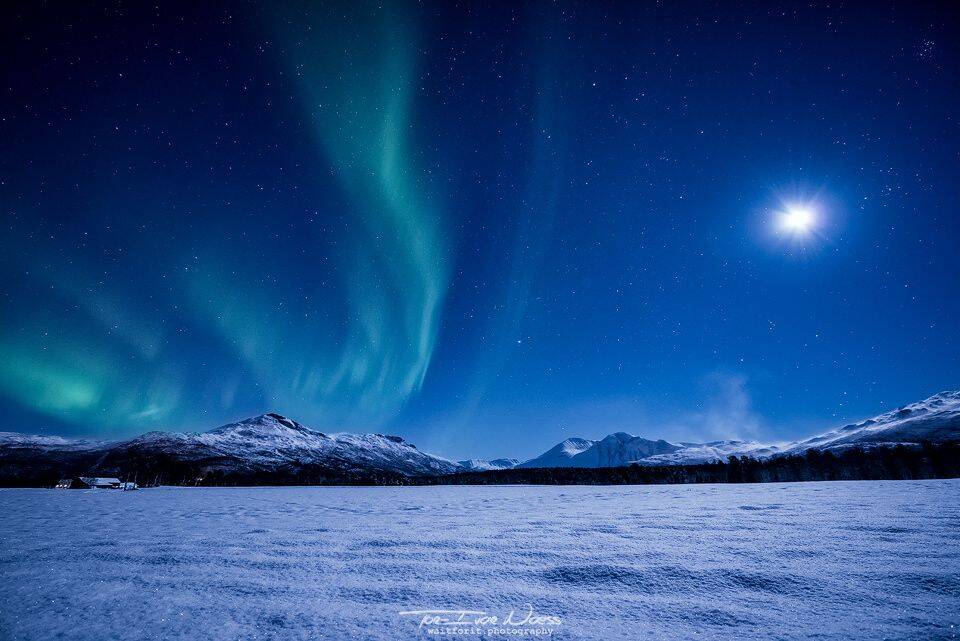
[0,413,460,483]
[517,390,960,468]
[1,391,958,483]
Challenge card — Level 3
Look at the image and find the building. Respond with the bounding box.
[79,477,122,489]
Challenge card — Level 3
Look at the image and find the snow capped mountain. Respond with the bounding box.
[0,432,108,451]
[2,391,957,484]
[458,458,520,471]
[514,437,594,468]
[517,433,680,468]
[785,390,960,452]
[0,413,460,483]
[640,440,778,466]
[108,413,461,476]
[518,391,960,468]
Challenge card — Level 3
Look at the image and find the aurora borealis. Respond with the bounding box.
[1,1,958,459]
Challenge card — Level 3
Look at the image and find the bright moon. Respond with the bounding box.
[780,205,816,235]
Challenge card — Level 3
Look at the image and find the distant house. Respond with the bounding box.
[54,477,123,489]
[80,477,122,489]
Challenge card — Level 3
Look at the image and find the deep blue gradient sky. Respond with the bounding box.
[1,1,957,459]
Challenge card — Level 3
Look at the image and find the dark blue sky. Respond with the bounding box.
[1,1,957,459]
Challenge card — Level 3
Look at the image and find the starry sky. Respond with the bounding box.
[1,1,957,459]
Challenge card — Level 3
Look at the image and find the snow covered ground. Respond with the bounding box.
[1,481,958,640]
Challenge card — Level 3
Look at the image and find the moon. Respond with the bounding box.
[779,204,817,235]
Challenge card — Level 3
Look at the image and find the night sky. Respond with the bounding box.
[1,1,957,459]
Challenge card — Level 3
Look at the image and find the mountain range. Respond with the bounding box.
[1,391,957,485]
[513,391,960,468]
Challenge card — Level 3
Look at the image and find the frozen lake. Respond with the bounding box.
[1,481,958,640]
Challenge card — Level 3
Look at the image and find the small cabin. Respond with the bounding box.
[80,477,122,489]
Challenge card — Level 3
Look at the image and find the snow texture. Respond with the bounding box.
[1,480,958,640]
